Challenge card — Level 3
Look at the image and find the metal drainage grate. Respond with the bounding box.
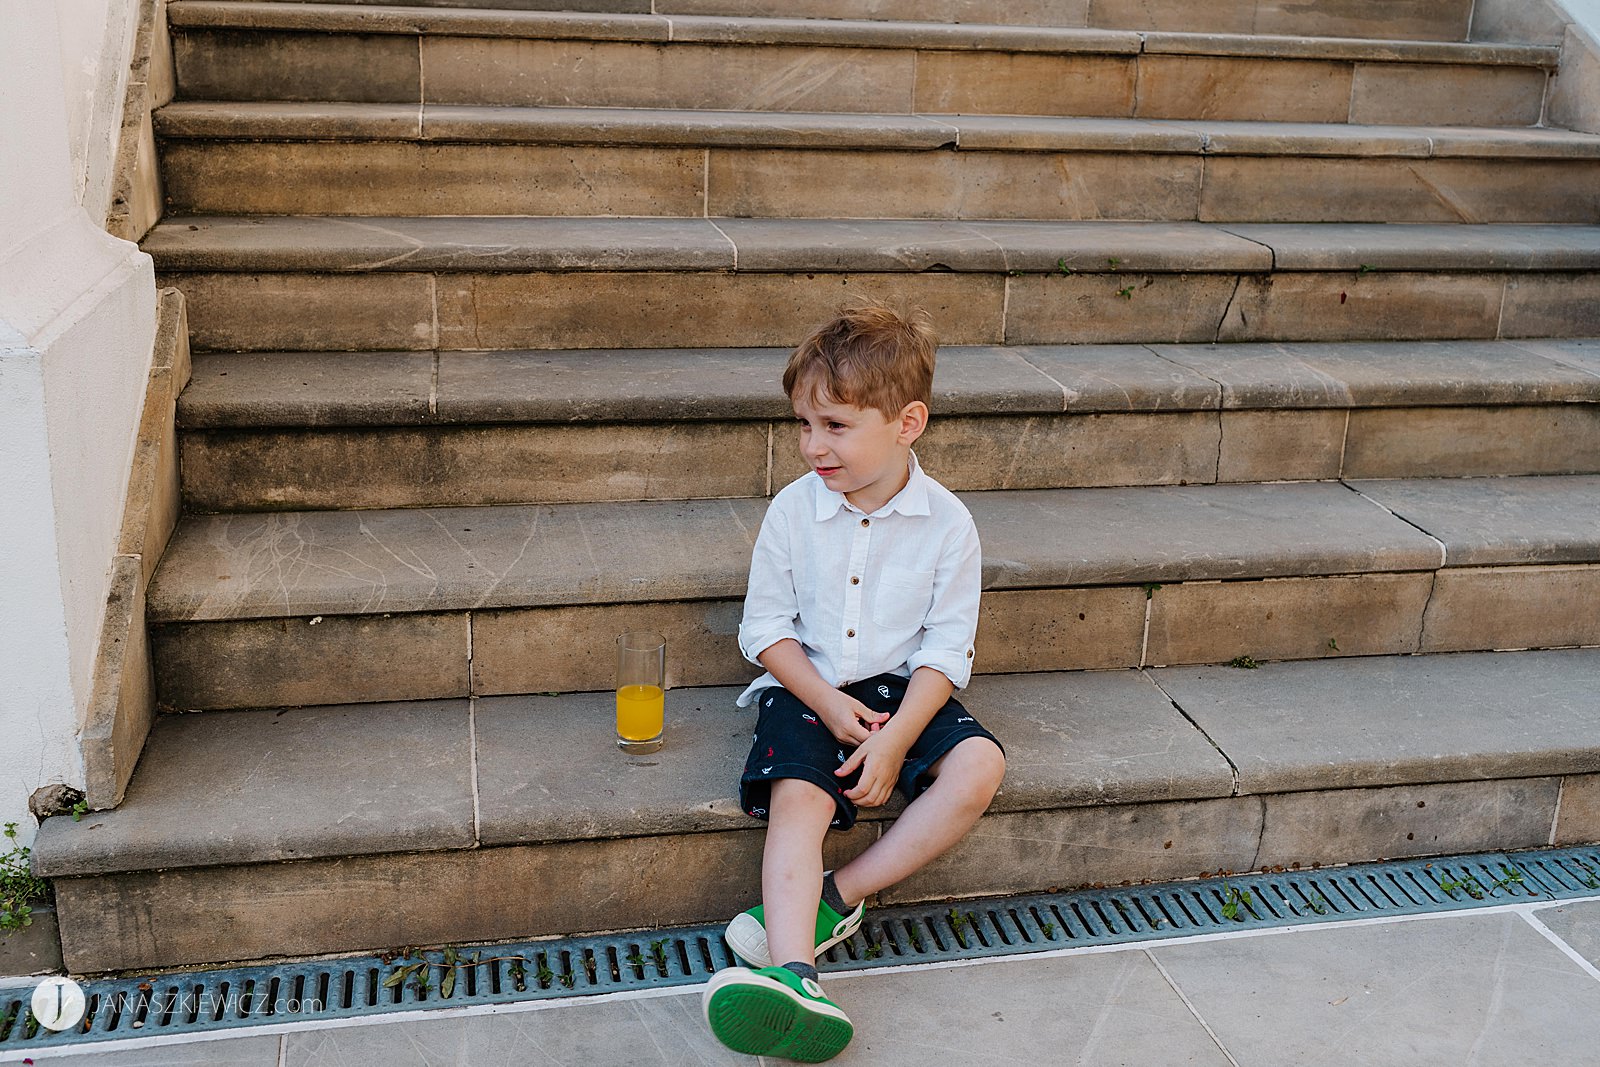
[5,844,1599,1051]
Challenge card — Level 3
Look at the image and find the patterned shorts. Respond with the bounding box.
[739,672,1003,830]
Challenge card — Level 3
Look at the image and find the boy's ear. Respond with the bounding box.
[897,401,929,445]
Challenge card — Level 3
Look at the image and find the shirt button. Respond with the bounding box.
[966,649,974,658]
[846,629,856,638]
[860,518,870,527]
[850,576,860,585]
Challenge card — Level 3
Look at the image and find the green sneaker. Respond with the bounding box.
[724,896,865,969]
[703,966,853,1062]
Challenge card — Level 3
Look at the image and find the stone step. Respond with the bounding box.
[143,475,1600,711]
[142,216,1600,350]
[211,0,1481,44]
[173,340,1600,510]
[165,2,1555,126]
[156,103,1600,222]
[31,648,1600,972]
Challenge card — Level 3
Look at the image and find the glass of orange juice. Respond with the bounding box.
[615,631,666,753]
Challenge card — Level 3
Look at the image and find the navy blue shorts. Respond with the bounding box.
[739,673,1003,831]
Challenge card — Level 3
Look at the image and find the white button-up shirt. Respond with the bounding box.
[736,452,982,708]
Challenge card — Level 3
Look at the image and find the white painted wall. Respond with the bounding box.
[0,0,156,850]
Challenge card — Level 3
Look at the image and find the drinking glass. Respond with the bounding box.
[615,631,666,753]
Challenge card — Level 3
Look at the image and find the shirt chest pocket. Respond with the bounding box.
[870,565,936,631]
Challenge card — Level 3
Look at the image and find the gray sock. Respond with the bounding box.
[781,961,819,983]
[820,870,851,916]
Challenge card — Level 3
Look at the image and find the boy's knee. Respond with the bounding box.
[944,737,1006,795]
[770,776,839,815]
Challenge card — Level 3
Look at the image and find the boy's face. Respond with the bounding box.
[792,386,927,512]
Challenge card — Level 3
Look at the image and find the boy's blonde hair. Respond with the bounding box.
[783,301,938,418]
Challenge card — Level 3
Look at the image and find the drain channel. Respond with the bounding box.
[5,844,1599,1051]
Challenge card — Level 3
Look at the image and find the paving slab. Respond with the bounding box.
[1220,222,1600,271]
[1011,343,1220,410]
[475,670,1235,844]
[180,351,434,427]
[1350,475,1600,566]
[1139,30,1553,66]
[31,701,475,876]
[422,103,957,147]
[1532,900,1600,969]
[1152,913,1600,1067]
[1509,337,1600,379]
[38,1035,283,1066]
[157,100,424,138]
[1148,339,1600,408]
[1148,648,1600,793]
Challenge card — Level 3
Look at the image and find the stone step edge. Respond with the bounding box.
[152,102,1600,160]
[144,476,1600,623]
[165,1,1560,67]
[31,651,1600,878]
[141,217,1600,275]
[173,342,1600,430]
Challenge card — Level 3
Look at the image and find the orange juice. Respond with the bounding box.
[616,684,664,742]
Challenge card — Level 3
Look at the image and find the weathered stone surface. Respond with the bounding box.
[148,499,764,622]
[1344,406,1600,479]
[1005,273,1240,344]
[1224,223,1600,271]
[1352,476,1600,567]
[423,38,916,111]
[1217,272,1506,342]
[1145,573,1435,665]
[1200,157,1600,223]
[913,51,1136,116]
[1133,56,1352,123]
[1255,778,1561,867]
[1499,273,1600,337]
[946,114,1202,152]
[163,141,708,216]
[1252,0,1472,41]
[172,29,420,102]
[180,350,435,428]
[1139,33,1550,65]
[435,272,1005,349]
[161,271,436,352]
[1349,62,1546,126]
[975,482,1442,585]
[1217,409,1346,482]
[181,421,770,509]
[34,701,475,876]
[157,99,424,139]
[1011,344,1220,410]
[1150,649,1600,794]
[1422,564,1600,652]
[152,612,470,710]
[120,288,189,580]
[0,907,63,979]
[470,599,751,695]
[50,827,872,972]
[1510,338,1600,380]
[1555,774,1600,846]
[1150,339,1600,408]
[707,148,1203,220]
[146,215,737,273]
[880,797,1264,903]
[914,411,1220,490]
[974,588,1149,673]
[659,0,1092,26]
[1550,24,1600,136]
[1470,0,1568,45]
[80,555,153,810]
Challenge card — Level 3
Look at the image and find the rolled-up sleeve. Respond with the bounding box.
[738,503,802,665]
[906,518,982,689]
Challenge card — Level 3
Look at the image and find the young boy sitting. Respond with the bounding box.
[702,302,1008,1062]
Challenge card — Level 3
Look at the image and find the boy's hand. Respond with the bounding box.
[837,731,908,808]
[817,691,890,746]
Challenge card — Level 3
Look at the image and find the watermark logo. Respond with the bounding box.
[31,977,86,1031]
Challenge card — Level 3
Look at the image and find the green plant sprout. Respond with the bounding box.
[1142,583,1162,599]
[1056,257,1076,276]
[1229,655,1259,669]
[1040,920,1057,938]
[1220,883,1252,922]
[1,822,50,932]
[1116,285,1135,299]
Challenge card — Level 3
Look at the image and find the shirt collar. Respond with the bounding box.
[811,451,932,521]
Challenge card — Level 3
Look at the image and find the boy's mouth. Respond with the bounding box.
[815,466,841,477]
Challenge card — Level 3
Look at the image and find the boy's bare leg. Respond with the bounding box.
[831,738,1005,908]
[762,777,839,968]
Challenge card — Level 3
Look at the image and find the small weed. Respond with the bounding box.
[1438,873,1486,900]
[908,927,926,952]
[1358,264,1377,275]
[558,973,575,989]
[650,939,669,972]
[863,939,883,959]
[506,958,527,988]
[1056,257,1076,276]
[71,801,88,822]
[536,960,556,988]
[1,822,51,932]
[1327,637,1339,651]
[1040,920,1057,938]
[1108,257,1122,270]
[1142,582,1162,599]
[1574,861,1600,890]
[1489,864,1525,894]
[1220,883,1252,922]
[1116,285,1135,300]
[948,908,970,947]
[1228,655,1259,670]
[1306,891,1330,916]
[625,949,645,970]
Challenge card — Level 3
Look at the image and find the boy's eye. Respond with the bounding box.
[828,421,846,430]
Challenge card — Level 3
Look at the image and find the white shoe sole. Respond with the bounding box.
[724,904,865,969]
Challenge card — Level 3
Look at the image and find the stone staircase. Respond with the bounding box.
[32,0,1600,975]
